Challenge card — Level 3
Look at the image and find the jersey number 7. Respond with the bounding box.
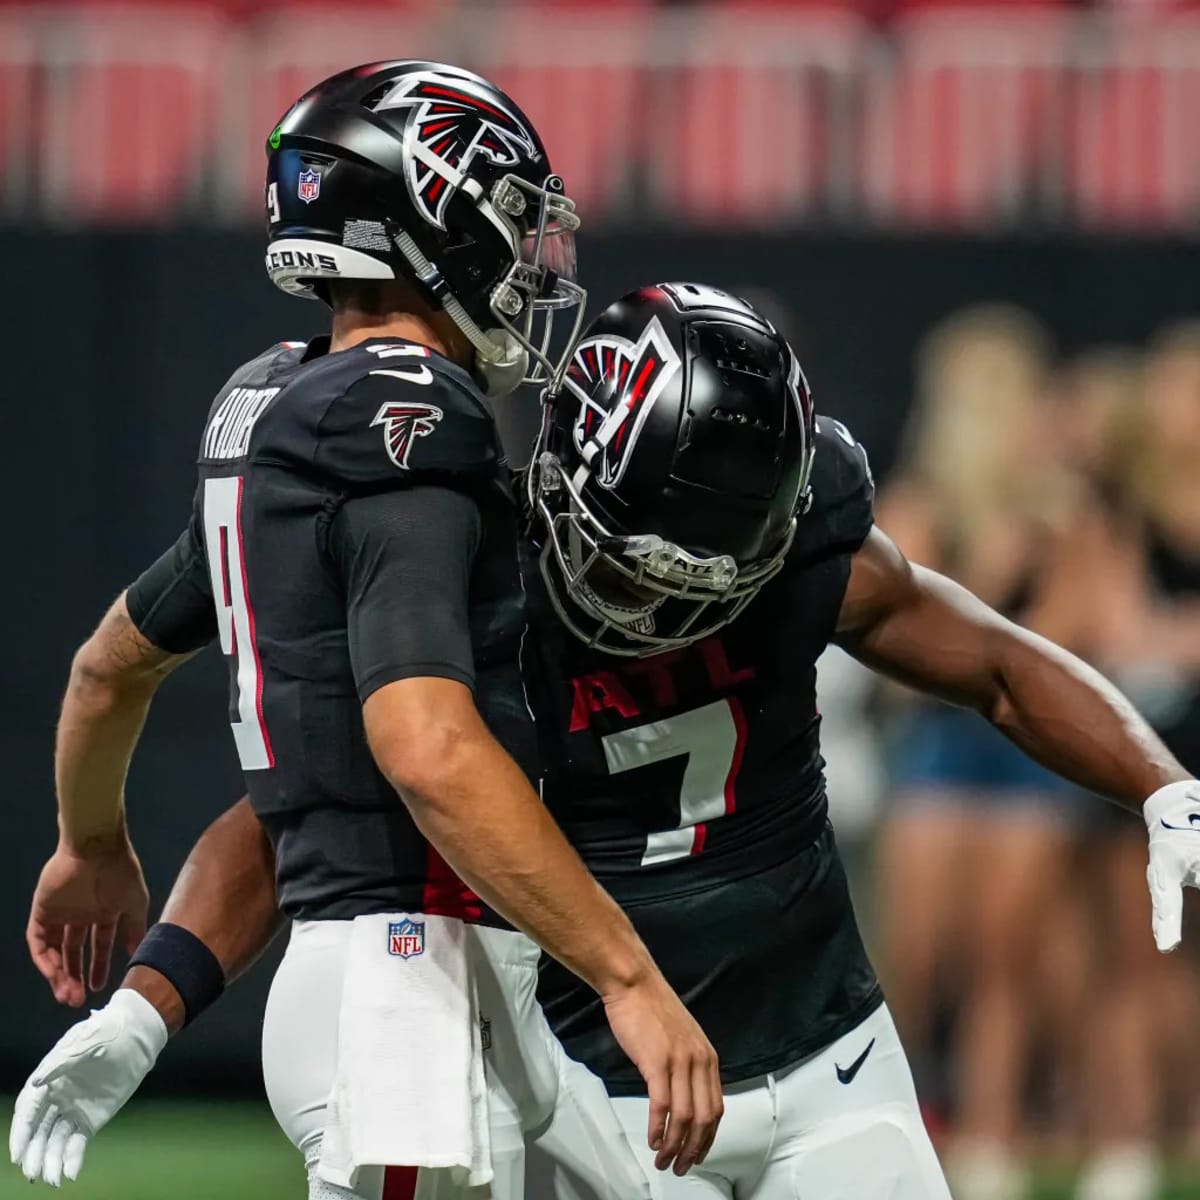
[202,476,274,771]
[602,698,747,866]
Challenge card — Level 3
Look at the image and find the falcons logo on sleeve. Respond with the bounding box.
[371,402,444,470]
[565,316,681,490]
[371,70,541,229]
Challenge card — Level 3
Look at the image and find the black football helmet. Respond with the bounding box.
[264,61,584,396]
[529,282,816,656]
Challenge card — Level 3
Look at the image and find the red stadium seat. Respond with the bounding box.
[468,2,654,220]
[219,7,452,219]
[37,7,230,220]
[861,6,1072,226]
[225,0,443,12]
[647,4,869,223]
[889,0,1071,11]
[1064,14,1200,227]
[0,0,443,11]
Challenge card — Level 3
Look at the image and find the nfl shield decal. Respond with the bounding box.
[388,918,425,959]
[297,169,321,204]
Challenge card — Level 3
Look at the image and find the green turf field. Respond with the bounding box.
[3,1100,1200,1200]
[0,1100,301,1200]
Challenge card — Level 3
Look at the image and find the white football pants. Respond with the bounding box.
[262,919,650,1200]
[605,1004,949,1200]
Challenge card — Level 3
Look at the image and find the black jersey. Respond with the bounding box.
[530,417,883,1090]
[127,336,532,924]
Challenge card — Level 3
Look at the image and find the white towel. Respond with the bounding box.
[316,912,493,1192]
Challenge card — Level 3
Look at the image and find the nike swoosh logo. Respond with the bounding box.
[370,366,434,386]
[835,1037,876,1085]
[1160,813,1200,832]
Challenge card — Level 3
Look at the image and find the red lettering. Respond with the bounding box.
[568,671,642,732]
[699,638,755,689]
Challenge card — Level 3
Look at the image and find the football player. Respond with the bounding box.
[532,285,1198,1199]
[20,282,1200,1198]
[12,69,721,1199]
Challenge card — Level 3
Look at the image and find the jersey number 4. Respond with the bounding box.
[202,476,274,770]
[602,698,747,866]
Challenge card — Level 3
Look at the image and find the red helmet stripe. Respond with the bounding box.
[417,83,511,123]
[628,356,657,407]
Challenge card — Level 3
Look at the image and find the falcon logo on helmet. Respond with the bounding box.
[265,61,586,396]
[373,71,541,230]
[565,316,682,491]
[371,401,444,470]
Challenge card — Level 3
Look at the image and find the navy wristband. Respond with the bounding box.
[127,923,225,1027]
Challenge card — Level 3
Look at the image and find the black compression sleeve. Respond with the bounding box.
[328,485,482,701]
[126,511,217,654]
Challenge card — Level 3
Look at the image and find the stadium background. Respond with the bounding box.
[4,1,1200,1197]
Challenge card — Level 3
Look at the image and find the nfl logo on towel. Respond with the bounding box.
[297,169,321,203]
[388,918,425,959]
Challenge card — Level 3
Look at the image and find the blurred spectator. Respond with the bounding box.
[1092,322,1200,765]
[1046,348,1169,1200]
[1066,325,1200,1198]
[877,304,1086,1200]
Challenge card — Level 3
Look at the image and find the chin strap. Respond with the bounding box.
[475,329,530,398]
[391,228,529,398]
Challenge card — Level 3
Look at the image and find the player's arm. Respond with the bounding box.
[56,593,192,850]
[12,798,281,1187]
[338,485,721,1174]
[122,796,282,1035]
[30,517,217,1006]
[835,527,1187,806]
[835,527,1200,949]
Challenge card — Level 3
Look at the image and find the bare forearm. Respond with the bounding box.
[365,679,656,997]
[158,798,282,980]
[54,595,192,849]
[840,543,1188,812]
[983,627,1188,810]
[55,594,186,850]
[120,798,282,1036]
[55,670,155,850]
[400,740,652,996]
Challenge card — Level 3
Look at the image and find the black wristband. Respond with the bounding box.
[127,923,226,1027]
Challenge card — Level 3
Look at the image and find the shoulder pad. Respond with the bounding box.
[312,346,499,487]
[790,415,875,562]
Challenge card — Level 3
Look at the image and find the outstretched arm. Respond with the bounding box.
[835,527,1188,809]
[836,527,1200,953]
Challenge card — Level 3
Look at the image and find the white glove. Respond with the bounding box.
[1145,780,1200,953]
[10,989,168,1186]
